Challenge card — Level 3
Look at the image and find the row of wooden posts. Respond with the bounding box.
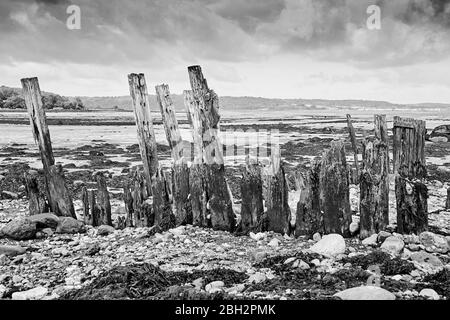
[20,66,432,239]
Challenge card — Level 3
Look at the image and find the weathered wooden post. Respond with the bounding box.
[295,160,322,238]
[21,77,75,218]
[184,90,208,227]
[24,171,48,215]
[81,187,99,226]
[346,114,360,183]
[393,116,428,234]
[123,186,134,227]
[156,84,191,225]
[319,140,352,236]
[239,161,264,234]
[95,173,112,226]
[186,66,235,232]
[264,151,291,235]
[359,138,389,239]
[374,114,389,173]
[446,188,450,210]
[128,73,174,230]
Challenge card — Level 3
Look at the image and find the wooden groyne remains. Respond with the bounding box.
[19,65,432,238]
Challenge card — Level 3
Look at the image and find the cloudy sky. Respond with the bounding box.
[1,0,450,103]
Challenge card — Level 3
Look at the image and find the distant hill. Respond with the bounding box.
[76,94,450,112]
[2,85,449,112]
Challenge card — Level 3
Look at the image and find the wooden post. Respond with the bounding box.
[374,114,390,173]
[264,153,291,235]
[81,187,99,226]
[128,73,174,230]
[21,78,54,171]
[393,116,426,177]
[188,164,208,227]
[359,138,389,239]
[123,186,134,227]
[239,161,264,234]
[346,114,359,183]
[46,165,76,218]
[395,177,428,234]
[128,74,159,189]
[295,160,322,238]
[24,171,48,215]
[21,77,75,218]
[319,140,352,236]
[95,173,112,226]
[393,116,428,234]
[446,188,450,210]
[130,170,153,228]
[156,84,191,225]
[187,66,235,232]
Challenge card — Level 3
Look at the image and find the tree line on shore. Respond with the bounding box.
[0,86,85,110]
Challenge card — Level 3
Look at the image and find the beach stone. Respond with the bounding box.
[419,288,440,300]
[41,228,54,237]
[0,218,36,240]
[0,245,26,257]
[410,252,443,268]
[12,286,48,300]
[28,213,59,229]
[97,225,115,236]
[377,231,392,243]
[205,281,224,293]
[312,232,321,241]
[169,226,186,236]
[310,234,345,258]
[380,236,404,255]
[419,232,449,253]
[362,234,378,246]
[268,238,279,248]
[334,286,395,300]
[1,191,19,199]
[56,217,86,234]
[248,272,266,284]
[0,284,6,298]
[349,222,359,235]
[284,257,297,265]
[250,232,266,241]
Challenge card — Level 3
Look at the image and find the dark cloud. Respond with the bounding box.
[0,0,449,69]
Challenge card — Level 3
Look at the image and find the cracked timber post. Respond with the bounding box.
[359,138,389,239]
[319,140,352,236]
[346,114,360,184]
[21,77,75,218]
[128,73,174,231]
[239,159,264,234]
[295,160,322,238]
[393,116,428,234]
[186,65,235,232]
[184,90,208,228]
[156,84,192,226]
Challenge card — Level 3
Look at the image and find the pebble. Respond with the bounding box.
[312,232,321,241]
[380,236,404,255]
[248,272,266,284]
[334,286,395,300]
[419,288,440,300]
[310,234,346,257]
[12,287,48,300]
[0,284,7,298]
[205,281,224,293]
[362,234,378,246]
[268,238,279,248]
